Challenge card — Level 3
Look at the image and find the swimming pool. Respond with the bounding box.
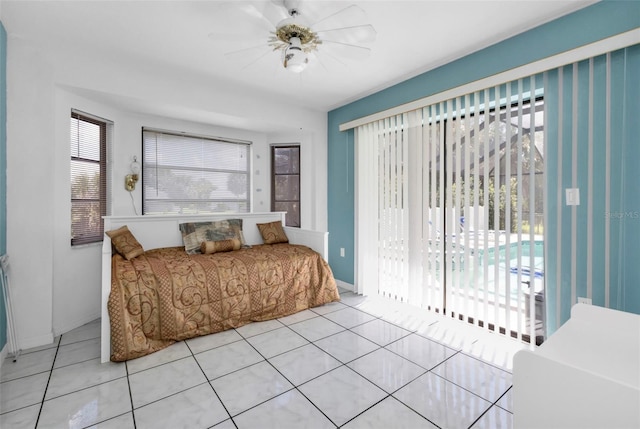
[437,238,545,298]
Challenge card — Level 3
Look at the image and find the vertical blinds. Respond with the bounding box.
[356,43,639,340]
[351,36,638,338]
[356,79,545,344]
[544,45,640,333]
[70,111,107,246]
[142,129,251,215]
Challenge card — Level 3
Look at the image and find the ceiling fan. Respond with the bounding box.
[213,0,377,73]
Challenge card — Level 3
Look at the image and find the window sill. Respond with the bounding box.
[71,241,103,250]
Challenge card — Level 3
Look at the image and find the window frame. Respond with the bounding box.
[142,128,252,215]
[70,110,107,246]
[271,144,301,227]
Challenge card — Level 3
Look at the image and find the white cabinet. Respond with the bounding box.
[513,303,640,428]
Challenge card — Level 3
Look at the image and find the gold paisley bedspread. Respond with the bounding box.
[108,244,340,361]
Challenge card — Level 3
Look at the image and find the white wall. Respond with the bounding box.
[6,37,56,349]
[7,36,328,348]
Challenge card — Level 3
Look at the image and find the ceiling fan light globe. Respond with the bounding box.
[283,41,308,73]
[286,60,307,73]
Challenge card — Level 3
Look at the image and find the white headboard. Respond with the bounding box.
[100,211,329,362]
[102,212,285,251]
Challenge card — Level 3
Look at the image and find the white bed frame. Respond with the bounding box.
[101,212,329,363]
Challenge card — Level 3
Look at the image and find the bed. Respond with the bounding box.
[101,212,339,363]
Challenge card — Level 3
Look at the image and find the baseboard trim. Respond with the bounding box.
[18,332,54,351]
[335,280,354,293]
[54,311,101,338]
[0,342,7,370]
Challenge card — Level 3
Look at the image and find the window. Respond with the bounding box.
[271,145,300,227]
[142,129,251,214]
[70,111,107,246]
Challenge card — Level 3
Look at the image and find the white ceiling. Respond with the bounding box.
[1,0,596,123]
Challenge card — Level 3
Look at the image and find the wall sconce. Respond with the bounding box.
[125,156,141,192]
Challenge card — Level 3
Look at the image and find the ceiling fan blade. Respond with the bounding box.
[316,24,377,45]
[309,50,347,71]
[204,2,282,48]
[311,5,369,32]
[238,49,278,71]
[224,44,272,63]
[205,2,276,37]
[321,40,372,61]
[243,1,288,29]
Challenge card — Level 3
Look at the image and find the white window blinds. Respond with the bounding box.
[70,111,108,246]
[142,129,251,215]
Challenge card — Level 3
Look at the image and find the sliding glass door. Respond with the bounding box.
[356,78,545,343]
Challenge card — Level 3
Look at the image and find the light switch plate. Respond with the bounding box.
[566,188,580,206]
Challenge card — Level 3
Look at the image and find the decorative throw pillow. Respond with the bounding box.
[179,219,246,254]
[257,220,289,244]
[105,225,144,260]
[200,238,242,254]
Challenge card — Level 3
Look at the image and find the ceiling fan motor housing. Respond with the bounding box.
[275,19,319,49]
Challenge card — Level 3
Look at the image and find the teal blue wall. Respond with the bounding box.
[0,21,7,351]
[621,45,640,313]
[327,1,640,332]
[545,45,640,333]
